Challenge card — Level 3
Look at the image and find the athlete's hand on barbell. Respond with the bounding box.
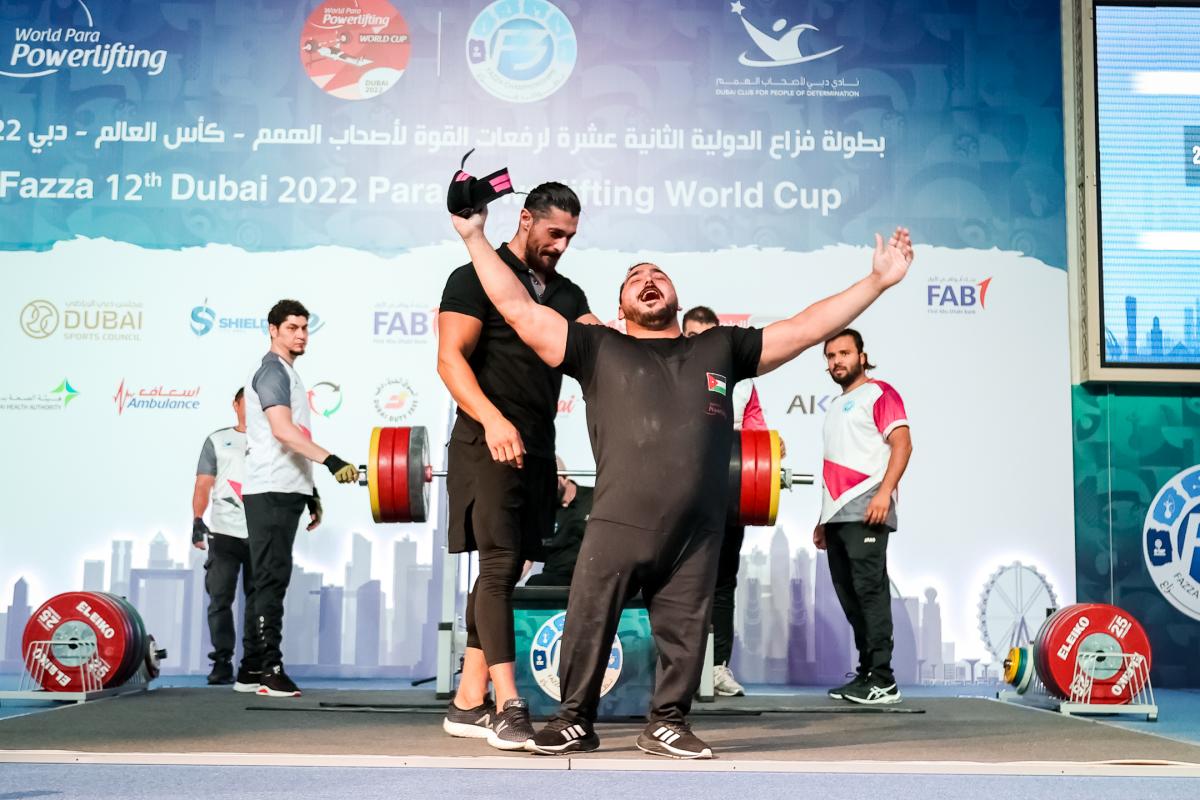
[324,454,360,484]
[484,413,524,469]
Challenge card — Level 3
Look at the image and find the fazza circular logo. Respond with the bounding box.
[300,0,411,100]
[530,612,622,701]
[1143,465,1200,621]
[466,0,576,103]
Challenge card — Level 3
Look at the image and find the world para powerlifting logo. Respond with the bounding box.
[0,1,168,80]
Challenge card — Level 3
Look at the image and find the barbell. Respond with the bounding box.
[358,426,812,527]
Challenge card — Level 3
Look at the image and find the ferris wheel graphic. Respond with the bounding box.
[977,561,1058,661]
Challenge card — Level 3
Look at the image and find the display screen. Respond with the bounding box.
[1096,3,1200,367]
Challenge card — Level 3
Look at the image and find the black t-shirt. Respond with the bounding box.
[560,323,763,533]
[440,243,590,459]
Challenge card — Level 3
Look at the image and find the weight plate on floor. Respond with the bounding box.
[368,427,382,523]
[1036,603,1152,703]
[97,592,142,687]
[21,591,132,691]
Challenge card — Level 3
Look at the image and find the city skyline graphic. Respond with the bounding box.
[2,525,1020,687]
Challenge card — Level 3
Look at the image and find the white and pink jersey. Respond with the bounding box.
[819,379,908,524]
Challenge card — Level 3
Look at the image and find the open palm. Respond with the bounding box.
[871,226,913,289]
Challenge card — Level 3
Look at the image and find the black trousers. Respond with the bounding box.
[448,438,556,667]
[711,523,745,666]
[556,520,722,725]
[825,521,894,683]
[244,492,307,669]
[204,532,255,664]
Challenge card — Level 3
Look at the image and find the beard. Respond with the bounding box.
[830,362,863,388]
[623,300,679,330]
[524,242,559,272]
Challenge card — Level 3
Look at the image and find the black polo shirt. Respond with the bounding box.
[560,322,762,533]
[439,243,590,459]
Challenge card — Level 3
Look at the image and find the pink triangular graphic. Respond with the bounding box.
[822,460,872,501]
[228,480,243,501]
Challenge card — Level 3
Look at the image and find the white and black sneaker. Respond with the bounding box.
[841,673,901,705]
[636,720,713,759]
[527,716,600,755]
[827,672,867,701]
[487,697,536,751]
[443,695,495,739]
[233,662,261,694]
[256,664,301,698]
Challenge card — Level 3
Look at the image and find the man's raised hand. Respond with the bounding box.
[871,226,913,290]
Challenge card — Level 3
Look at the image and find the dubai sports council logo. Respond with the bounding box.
[466,0,576,103]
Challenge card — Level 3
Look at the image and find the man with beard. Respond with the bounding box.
[449,206,913,759]
[438,183,600,751]
[242,299,360,698]
[813,329,913,705]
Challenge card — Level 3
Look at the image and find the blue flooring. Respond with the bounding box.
[0,765,1195,800]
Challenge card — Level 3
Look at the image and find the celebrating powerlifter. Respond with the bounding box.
[449,204,913,759]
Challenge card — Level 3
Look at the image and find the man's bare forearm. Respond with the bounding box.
[438,350,503,426]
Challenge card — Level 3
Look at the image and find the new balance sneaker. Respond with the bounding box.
[486,697,536,751]
[207,659,234,686]
[527,716,600,755]
[637,720,713,759]
[443,695,495,739]
[827,671,867,701]
[713,663,746,697]
[841,673,901,705]
[233,662,261,693]
[256,664,301,698]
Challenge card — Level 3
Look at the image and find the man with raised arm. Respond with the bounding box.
[450,207,912,759]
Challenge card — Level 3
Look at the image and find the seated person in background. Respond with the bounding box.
[526,458,594,586]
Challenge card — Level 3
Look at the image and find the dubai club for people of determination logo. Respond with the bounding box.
[1143,465,1200,622]
[300,0,411,100]
[466,0,576,103]
[530,612,623,701]
[729,0,842,67]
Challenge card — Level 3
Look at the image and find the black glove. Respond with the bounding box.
[447,149,514,218]
[192,516,210,545]
[324,454,358,484]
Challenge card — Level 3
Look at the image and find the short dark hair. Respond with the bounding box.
[682,306,719,327]
[233,387,244,403]
[824,328,876,370]
[268,299,309,328]
[524,182,580,218]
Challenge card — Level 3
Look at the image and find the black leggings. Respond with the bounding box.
[450,440,556,666]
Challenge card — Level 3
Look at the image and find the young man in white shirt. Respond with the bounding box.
[813,329,913,704]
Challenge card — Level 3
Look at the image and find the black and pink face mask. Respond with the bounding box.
[447,148,514,218]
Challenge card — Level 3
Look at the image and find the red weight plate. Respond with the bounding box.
[738,429,759,526]
[376,427,397,524]
[94,592,138,686]
[102,592,147,686]
[391,427,412,523]
[751,429,773,527]
[21,591,131,691]
[1040,603,1152,703]
[1033,606,1069,694]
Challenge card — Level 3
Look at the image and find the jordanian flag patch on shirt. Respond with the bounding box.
[706,373,727,395]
